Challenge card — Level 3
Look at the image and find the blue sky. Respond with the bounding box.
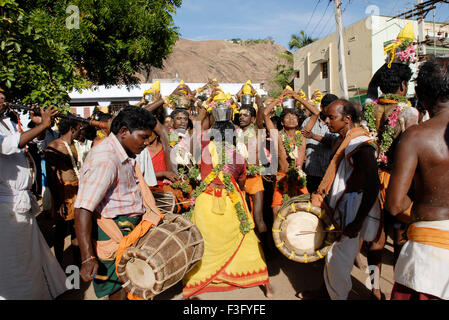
[173,0,449,49]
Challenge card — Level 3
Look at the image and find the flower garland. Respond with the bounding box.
[168,129,180,147]
[364,93,410,165]
[236,124,263,176]
[280,130,307,188]
[183,141,252,235]
[168,129,195,166]
[169,165,201,194]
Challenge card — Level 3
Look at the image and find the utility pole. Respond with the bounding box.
[334,0,349,99]
[433,6,437,55]
[417,0,426,57]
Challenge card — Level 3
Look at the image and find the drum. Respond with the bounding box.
[116,213,204,299]
[272,194,338,263]
[152,190,177,214]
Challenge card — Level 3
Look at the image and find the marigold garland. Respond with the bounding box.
[183,142,251,234]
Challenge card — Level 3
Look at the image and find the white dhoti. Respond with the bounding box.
[0,200,67,300]
[323,135,381,300]
[323,192,381,300]
[394,220,449,300]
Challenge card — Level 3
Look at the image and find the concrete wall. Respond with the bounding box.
[293,15,449,99]
[293,17,373,98]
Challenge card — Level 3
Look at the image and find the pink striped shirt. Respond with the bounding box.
[74,133,145,218]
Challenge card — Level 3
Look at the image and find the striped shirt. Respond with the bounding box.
[301,117,339,178]
[74,133,145,218]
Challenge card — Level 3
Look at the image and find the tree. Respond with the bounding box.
[0,0,182,107]
[1,0,89,108]
[269,31,315,97]
[288,30,315,52]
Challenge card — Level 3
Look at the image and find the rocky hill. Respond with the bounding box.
[138,38,290,90]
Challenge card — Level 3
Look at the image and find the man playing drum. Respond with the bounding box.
[74,106,162,300]
[306,100,381,300]
[386,58,449,300]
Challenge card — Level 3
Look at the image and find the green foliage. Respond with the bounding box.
[269,63,294,98]
[0,0,89,107]
[269,30,314,97]
[0,0,181,106]
[64,0,181,85]
[288,30,315,52]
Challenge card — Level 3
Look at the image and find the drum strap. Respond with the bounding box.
[113,163,165,300]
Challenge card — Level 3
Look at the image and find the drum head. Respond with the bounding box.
[125,258,156,290]
[125,259,156,289]
[272,194,338,263]
[283,212,325,253]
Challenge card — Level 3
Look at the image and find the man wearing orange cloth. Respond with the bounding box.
[386,58,449,300]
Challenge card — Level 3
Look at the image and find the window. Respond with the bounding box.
[321,62,328,79]
[295,70,300,79]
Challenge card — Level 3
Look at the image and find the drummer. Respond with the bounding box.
[306,100,381,300]
[74,106,162,300]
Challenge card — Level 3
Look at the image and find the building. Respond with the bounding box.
[68,82,267,118]
[293,15,449,104]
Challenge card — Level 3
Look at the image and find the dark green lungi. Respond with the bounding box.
[93,215,141,298]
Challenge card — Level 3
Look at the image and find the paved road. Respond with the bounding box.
[37,212,395,301]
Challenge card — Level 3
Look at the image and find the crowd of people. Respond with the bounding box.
[1,48,448,300]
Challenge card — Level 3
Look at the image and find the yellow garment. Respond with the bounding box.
[285,85,294,91]
[143,80,160,95]
[98,107,109,114]
[182,142,269,297]
[298,89,307,100]
[407,224,449,250]
[182,188,268,298]
[384,22,415,68]
[213,91,228,102]
[242,80,253,95]
[312,89,323,104]
[397,22,414,41]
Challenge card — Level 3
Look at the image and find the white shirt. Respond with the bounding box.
[135,147,158,187]
[0,116,39,214]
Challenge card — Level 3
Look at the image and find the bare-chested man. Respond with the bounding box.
[386,58,449,300]
[45,118,82,265]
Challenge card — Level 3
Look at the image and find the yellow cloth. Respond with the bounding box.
[143,80,160,95]
[182,142,268,297]
[213,91,228,102]
[182,188,269,298]
[384,22,415,68]
[398,22,414,41]
[298,89,307,100]
[242,80,253,95]
[407,224,449,250]
[378,169,412,215]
